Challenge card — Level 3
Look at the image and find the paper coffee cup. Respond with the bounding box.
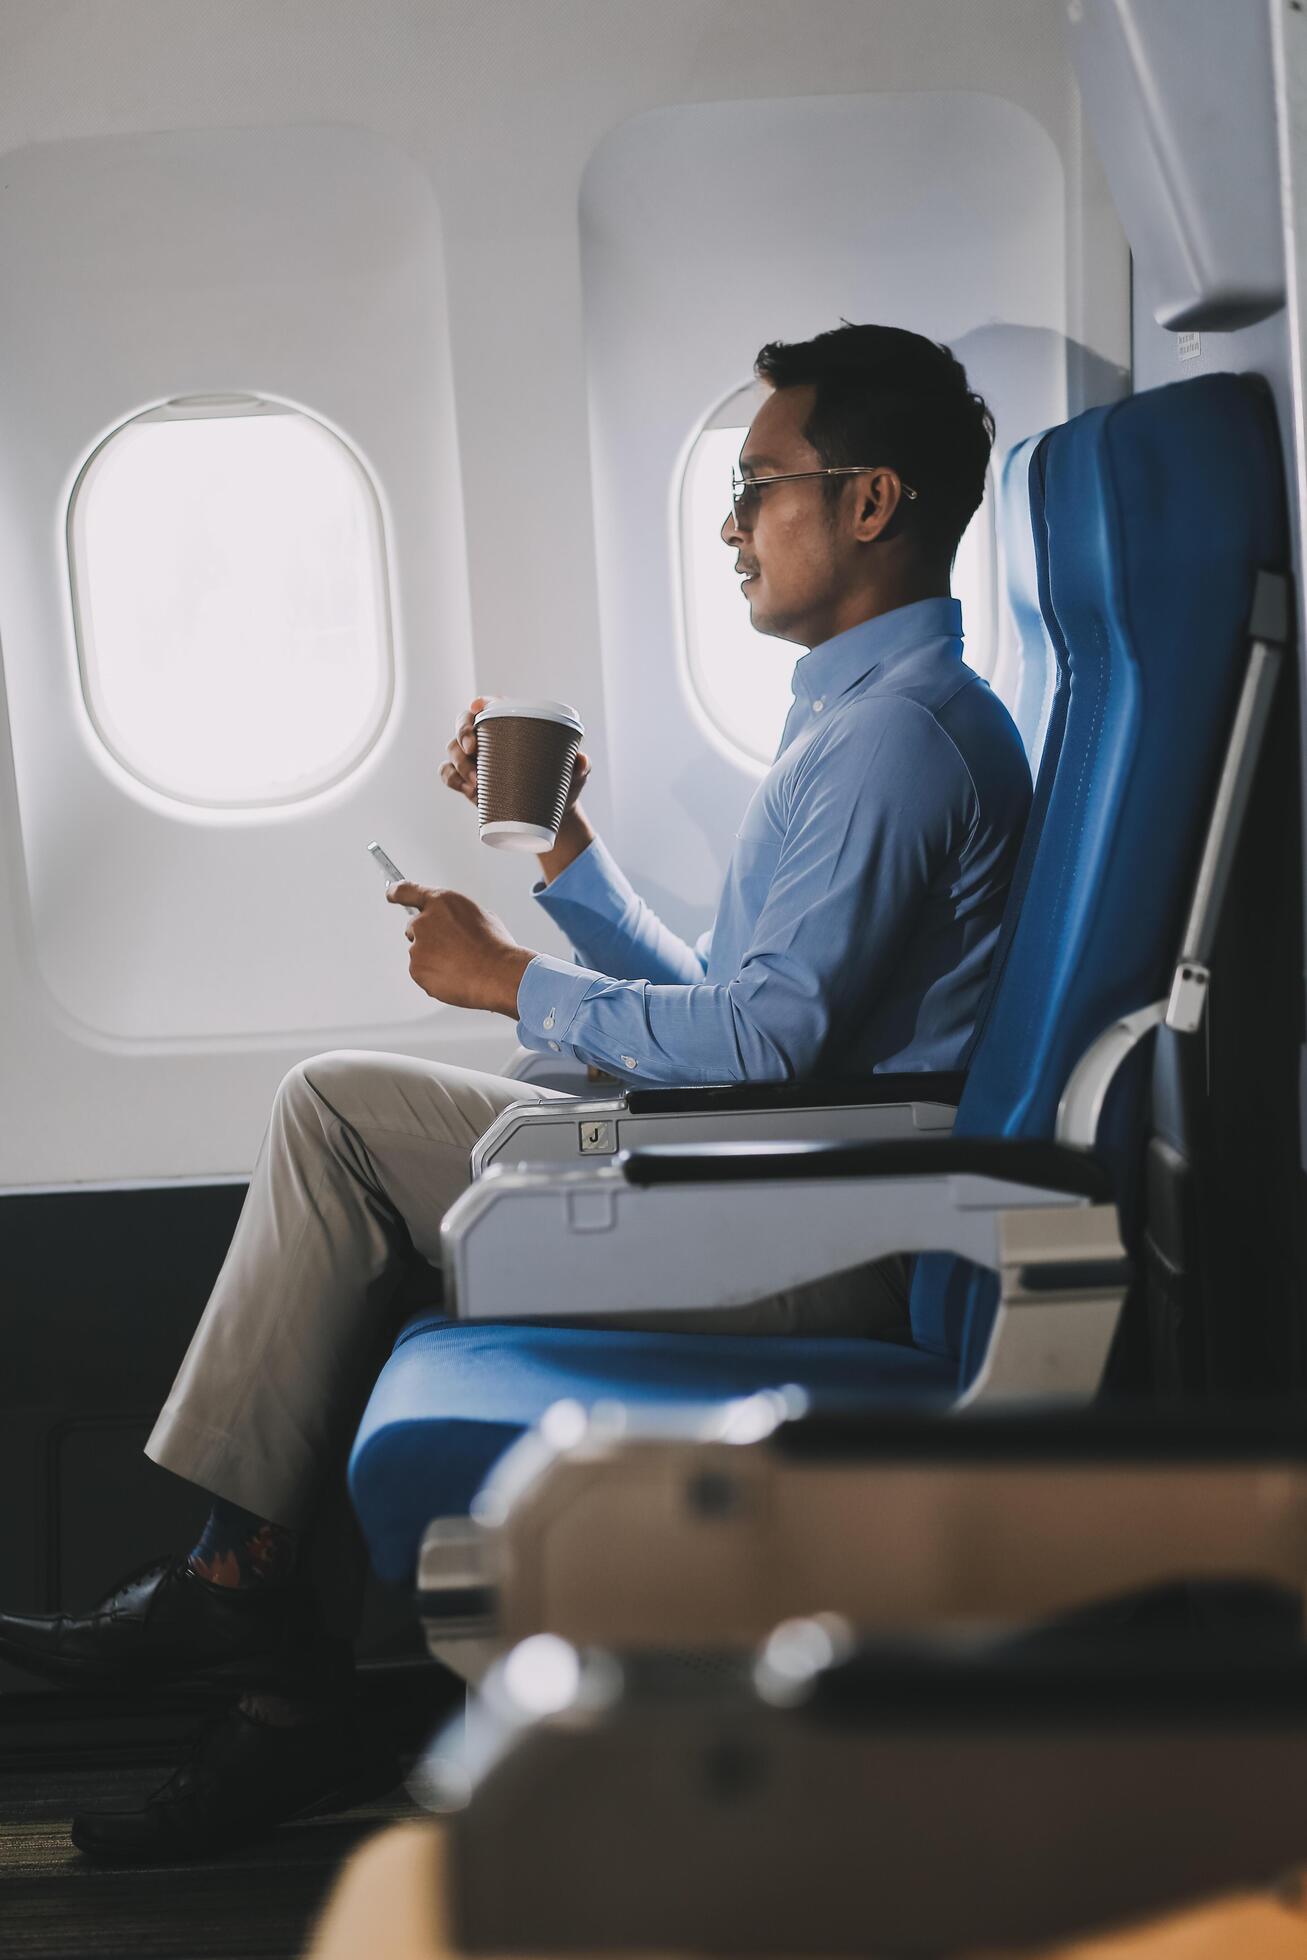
[473,698,585,851]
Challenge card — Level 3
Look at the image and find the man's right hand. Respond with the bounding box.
[441,696,595,881]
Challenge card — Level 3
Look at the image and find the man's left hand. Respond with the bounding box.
[386,883,534,1017]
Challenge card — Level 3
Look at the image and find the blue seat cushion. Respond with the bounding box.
[349,1313,954,1585]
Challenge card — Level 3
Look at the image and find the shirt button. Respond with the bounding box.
[549,1041,561,1053]
[543,1010,556,1031]
[622,1055,637,1070]
[812,697,825,713]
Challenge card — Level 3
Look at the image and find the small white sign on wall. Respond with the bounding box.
[1177,332,1202,362]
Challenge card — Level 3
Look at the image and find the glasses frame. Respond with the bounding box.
[729,465,919,529]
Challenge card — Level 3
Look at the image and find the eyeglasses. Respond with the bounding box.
[729,466,919,529]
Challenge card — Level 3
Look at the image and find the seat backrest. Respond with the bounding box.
[910,373,1288,1380]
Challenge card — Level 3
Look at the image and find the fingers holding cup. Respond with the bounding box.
[459,696,492,751]
[565,750,591,815]
[443,696,494,804]
[442,737,477,803]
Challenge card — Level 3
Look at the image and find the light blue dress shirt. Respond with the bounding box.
[515,597,1031,1084]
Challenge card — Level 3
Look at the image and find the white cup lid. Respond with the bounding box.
[473,697,584,736]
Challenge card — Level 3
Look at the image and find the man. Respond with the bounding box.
[0,323,1031,1857]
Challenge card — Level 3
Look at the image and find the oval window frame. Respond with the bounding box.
[66,393,396,811]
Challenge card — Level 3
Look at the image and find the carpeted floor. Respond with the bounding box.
[0,1664,461,1959]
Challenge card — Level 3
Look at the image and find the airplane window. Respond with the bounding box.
[67,397,393,808]
[677,391,998,768]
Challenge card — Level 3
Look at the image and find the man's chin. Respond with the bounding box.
[748,604,803,647]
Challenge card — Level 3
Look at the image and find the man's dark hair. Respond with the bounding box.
[753,323,994,562]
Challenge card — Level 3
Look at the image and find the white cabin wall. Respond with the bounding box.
[1126,0,1291,480]
[0,127,481,1046]
[0,0,1128,1186]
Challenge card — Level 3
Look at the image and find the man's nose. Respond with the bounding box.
[722,505,744,545]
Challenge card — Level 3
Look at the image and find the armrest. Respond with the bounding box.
[418,1401,1307,1662]
[430,1638,1307,1959]
[766,1401,1307,1463]
[470,1074,963,1177]
[443,1133,1127,1408]
[620,1135,1111,1198]
[622,1072,966,1114]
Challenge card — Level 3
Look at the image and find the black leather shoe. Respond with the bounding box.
[0,1554,323,1692]
[70,1701,402,1861]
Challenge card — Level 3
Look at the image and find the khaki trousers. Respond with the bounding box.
[145,1050,909,1534]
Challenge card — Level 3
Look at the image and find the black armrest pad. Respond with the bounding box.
[622,1072,965,1116]
[803,1647,1307,1721]
[768,1405,1307,1464]
[620,1135,1112,1200]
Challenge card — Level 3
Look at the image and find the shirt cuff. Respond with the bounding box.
[532,835,639,929]
[515,953,600,1057]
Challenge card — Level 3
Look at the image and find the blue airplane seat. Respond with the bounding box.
[352,1311,953,1584]
[349,374,1285,1588]
[912,372,1285,1383]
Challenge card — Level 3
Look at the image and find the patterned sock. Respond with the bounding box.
[187,1494,302,1590]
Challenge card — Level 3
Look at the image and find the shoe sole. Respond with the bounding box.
[70,1756,404,1863]
[0,1632,303,1694]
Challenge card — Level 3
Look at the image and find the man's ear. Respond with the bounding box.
[852,469,900,542]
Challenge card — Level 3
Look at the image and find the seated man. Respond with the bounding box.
[0,323,1031,1858]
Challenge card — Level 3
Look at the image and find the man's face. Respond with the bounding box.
[721,383,850,649]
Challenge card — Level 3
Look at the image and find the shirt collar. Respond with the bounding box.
[791,596,964,709]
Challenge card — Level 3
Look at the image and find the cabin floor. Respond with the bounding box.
[0,1658,462,1959]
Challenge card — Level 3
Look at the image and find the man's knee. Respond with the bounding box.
[275,1050,470,1139]
[279,1050,343,1105]
[275,1050,380,1125]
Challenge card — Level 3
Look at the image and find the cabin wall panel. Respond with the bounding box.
[0,1183,245,1688]
[1067,0,1283,333]
[0,125,482,1042]
[0,1181,430,1689]
[0,122,579,1184]
[0,0,1125,1189]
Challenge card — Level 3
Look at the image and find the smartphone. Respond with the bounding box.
[368,841,420,916]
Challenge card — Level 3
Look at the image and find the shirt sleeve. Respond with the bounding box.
[531,835,708,983]
[516,699,971,1083]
